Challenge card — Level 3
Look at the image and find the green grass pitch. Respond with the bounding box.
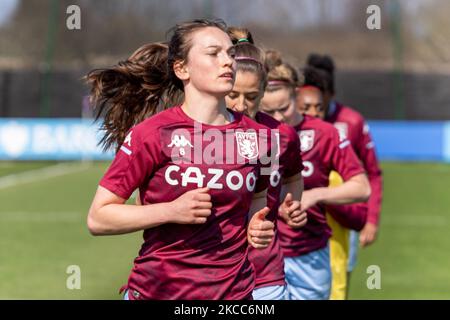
[0,161,449,299]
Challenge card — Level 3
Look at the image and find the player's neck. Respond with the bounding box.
[182,90,232,126]
[290,111,304,127]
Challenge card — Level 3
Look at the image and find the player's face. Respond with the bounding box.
[296,87,324,119]
[260,87,297,125]
[225,70,263,119]
[183,27,236,96]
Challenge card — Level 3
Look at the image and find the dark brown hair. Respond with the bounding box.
[306,53,335,94]
[227,26,267,91]
[300,66,327,93]
[86,19,228,152]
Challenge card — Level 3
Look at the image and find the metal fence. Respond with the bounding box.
[1,68,450,120]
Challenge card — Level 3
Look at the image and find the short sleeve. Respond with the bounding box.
[323,127,365,181]
[99,125,162,199]
[280,125,303,178]
[254,127,272,193]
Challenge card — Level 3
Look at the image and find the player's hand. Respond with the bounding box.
[298,189,321,213]
[248,207,274,249]
[279,193,307,229]
[168,187,212,224]
[360,222,378,247]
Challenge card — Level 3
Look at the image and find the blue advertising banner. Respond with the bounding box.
[443,122,450,162]
[368,121,445,162]
[0,119,113,160]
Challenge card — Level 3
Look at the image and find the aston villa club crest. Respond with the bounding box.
[299,130,315,152]
[236,131,259,160]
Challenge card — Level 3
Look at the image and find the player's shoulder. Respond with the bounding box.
[255,111,296,138]
[303,115,338,135]
[240,112,270,132]
[302,115,341,147]
[130,106,183,143]
[254,111,280,130]
[336,102,366,126]
[279,122,299,144]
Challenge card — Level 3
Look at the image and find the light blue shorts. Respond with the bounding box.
[252,285,286,300]
[123,289,129,300]
[347,230,359,272]
[284,245,331,300]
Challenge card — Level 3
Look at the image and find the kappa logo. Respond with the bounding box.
[124,131,132,146]
[168,134,193,156]
[299,130,315,152]
[120,131,133,155]
[334,122,348,142]
[235,131,259,160]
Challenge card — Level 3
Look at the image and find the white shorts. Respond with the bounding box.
[284,244,331,300]
[252,285,286,300]
[347,230,359,272]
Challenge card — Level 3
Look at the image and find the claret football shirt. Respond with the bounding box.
[278,115,365,257]
[326,102,382,226]
[99,106,273,300]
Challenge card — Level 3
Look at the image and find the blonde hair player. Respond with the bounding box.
[260,51,371,300]
[225,27,306,300]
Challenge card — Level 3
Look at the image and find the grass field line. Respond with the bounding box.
[0,162,92,190]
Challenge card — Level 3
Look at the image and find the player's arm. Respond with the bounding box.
[303,173,370,207]
[87,186,212,236]
[247,189,274,249]
[299,128,371,213]
[327,202,368,231]
[359,148,382,246]
[299,173,370,215]
[356,122,383,246]
[279,174,307,229]
[280,173,303,202]
[278,128,306,228]
[356,122,383,222]
[280,126,304,202]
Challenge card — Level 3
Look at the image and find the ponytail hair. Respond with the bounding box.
[227,26,267,90]
[228,26,255,44]
[86,19,228,152]
[306,53,335,94]
[86,43,182,152]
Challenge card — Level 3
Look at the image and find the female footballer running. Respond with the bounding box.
[225,27,306,300]
[86,19,276,300]
[260,51,371,300]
